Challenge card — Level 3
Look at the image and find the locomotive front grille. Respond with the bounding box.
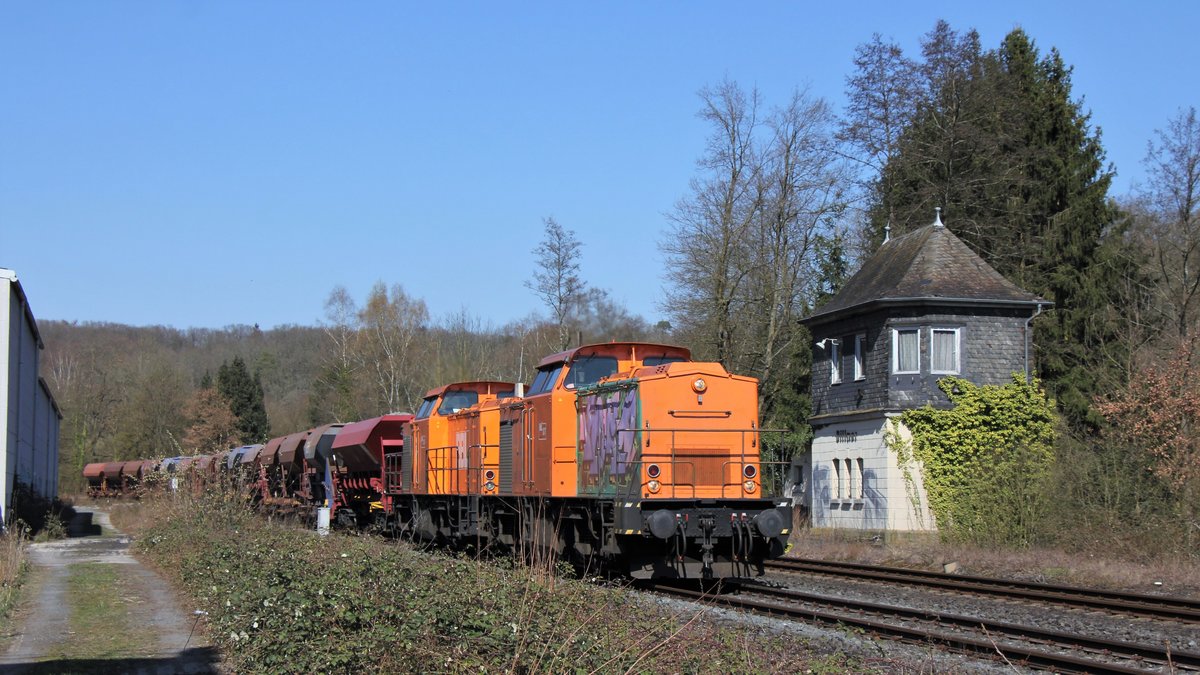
[671,447,728,490]
[499,420,513,493]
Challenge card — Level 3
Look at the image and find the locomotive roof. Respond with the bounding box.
[536,342,692,368]
[421,381,515,399]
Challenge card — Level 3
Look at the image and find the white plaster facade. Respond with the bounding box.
[1,269,61,526]
[805,414,934,532]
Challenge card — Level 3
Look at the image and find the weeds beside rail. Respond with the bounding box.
[0,526,28,620]
[133,488,859,673]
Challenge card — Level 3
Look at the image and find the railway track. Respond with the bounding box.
[647,580,1200,673]
[766,558,1200,623]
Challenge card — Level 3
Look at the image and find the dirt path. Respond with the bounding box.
[0,509,219,674]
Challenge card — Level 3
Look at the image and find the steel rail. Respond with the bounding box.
[647,581,1200,674]
[767,558,1200,622]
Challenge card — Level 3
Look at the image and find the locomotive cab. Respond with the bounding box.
[408,381,515,496]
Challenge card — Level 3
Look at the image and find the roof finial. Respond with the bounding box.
[933,207,944,228]
[884,220,891,243]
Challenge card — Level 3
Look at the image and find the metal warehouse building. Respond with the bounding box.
[1,268,61,529]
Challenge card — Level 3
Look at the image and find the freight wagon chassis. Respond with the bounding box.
[380,494,791,579]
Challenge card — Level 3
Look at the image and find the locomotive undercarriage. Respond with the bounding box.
[380,494,791,579]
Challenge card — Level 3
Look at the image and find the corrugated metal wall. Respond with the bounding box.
[0,269,62,528]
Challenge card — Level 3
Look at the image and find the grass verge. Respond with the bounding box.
[0,529,27,621]
[39,562,157,661]
[135,492,874,673]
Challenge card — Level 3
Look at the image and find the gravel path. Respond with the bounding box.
[0,509,219,674]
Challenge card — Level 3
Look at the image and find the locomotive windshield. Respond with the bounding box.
[530,365,562,395]
[437,390,479,415]
[644,355,686,366]
[415,398,435,420]
[565,355,618,389]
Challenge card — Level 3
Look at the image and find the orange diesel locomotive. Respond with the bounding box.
[379,342,790,579]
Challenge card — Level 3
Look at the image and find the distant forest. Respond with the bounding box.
[43,22,1198,555]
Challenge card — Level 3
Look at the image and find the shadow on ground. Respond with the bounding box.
[65,510,102,538]
[0,646,220,674]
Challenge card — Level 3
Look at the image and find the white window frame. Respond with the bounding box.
[853,333,866,381]
[855,458,865,499]
[846,456,856,501]
[831,458,842,500]
[830,339,842,384]
[930,327,962,375]
[892,328,921,374]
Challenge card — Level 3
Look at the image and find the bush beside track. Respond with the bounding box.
[134,491,862,673]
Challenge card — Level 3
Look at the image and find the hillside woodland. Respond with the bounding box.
[43,23,1198,559]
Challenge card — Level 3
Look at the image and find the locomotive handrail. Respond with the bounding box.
[605,426,791,498]
[617,426,789,433]
[667,410,732,417]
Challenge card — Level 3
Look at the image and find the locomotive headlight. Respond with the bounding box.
[691,378,707,393]
[743,479,757,493]
[647,479,661,493]
[485,481,496,491]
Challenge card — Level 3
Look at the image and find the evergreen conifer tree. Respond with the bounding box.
[854,24,1140,427]
[217,356,271,443]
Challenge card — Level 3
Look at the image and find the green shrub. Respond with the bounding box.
[138,494,854,673]
[892,375,1057,547]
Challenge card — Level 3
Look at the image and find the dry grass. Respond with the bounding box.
[790,528,1200,598]
[105,498,171,537]
[0,527,28,619]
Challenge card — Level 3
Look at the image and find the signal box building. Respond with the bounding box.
[797,213,1047,532]
[1,269,61,529]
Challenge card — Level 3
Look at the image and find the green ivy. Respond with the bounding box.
[891,375,1057,546]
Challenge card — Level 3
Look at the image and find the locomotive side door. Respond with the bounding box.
[528,394,553,495]
[519,403,541,494]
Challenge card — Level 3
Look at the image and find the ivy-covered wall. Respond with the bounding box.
[889,375,1056,545]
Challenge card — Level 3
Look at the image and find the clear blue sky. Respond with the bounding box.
[2,2,1196,330]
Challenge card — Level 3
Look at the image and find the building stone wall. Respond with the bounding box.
[808,416,934,531]
[811,306,1035,418]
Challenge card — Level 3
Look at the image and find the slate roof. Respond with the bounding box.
[803,220,1048,325]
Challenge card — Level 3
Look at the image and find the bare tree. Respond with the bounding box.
[182,386,240,454]
[662,80,846,419]
[359,282,430,413]
[839,33,919,231]
[576,288,650,343]
[312,286,366,423]
[1141,106,1200,339]
[662,79,764,365]
[432,308,500,384]
[46,349,120,492]
[749,89,848,413]
[526,217,586,351]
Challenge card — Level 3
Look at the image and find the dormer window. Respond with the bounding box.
[893,328,920,374]
[931,327,961,374]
